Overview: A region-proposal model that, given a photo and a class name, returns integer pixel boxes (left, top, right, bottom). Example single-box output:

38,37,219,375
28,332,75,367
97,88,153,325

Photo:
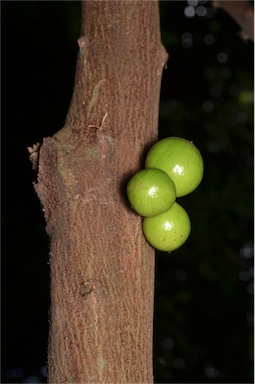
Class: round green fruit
142,202,191,252
127,168,176,217
145,137,204,197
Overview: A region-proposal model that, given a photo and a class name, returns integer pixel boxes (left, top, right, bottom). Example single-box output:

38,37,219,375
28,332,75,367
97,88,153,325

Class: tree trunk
29,1,167,382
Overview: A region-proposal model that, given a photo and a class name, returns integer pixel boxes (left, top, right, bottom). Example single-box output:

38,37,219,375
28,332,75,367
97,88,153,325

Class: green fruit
142,202,191,252
127,168,176,217
145,137,204,197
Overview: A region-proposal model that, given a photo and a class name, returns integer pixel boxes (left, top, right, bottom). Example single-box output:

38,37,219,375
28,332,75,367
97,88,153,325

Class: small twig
213,0,254,42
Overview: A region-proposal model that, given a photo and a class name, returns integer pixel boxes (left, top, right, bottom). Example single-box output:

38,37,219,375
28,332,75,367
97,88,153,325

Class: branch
213,0,254,42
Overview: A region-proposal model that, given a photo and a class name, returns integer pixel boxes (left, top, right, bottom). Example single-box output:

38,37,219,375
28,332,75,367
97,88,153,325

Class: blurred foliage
155,1,253,382
2,1,253,383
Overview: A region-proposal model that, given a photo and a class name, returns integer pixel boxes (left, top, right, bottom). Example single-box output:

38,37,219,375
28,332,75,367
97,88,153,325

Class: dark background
2,1,254,383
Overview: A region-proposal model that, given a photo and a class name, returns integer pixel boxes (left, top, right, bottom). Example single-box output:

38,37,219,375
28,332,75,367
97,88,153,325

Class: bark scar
80,280,99,299
87,79,106,116
88,112,108,134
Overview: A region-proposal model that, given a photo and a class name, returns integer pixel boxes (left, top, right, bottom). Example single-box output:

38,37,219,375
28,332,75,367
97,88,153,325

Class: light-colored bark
29,1,167,382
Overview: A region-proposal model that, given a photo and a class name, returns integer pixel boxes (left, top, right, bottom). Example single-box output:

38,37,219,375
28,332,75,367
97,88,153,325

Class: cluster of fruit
127,137,204,252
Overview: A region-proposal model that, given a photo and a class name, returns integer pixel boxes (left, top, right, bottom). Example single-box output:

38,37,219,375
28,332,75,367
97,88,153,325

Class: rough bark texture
30,1,167,382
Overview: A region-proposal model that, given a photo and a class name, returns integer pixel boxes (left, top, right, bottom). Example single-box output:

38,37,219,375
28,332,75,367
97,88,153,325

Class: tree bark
29,1,167,382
